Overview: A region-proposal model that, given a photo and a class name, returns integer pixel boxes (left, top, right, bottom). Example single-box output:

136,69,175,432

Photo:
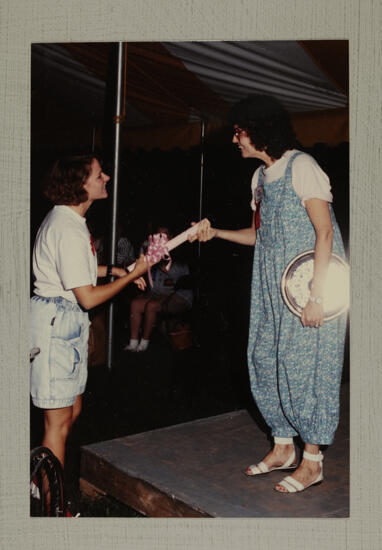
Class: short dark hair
230,94,297,159
43,155,96,205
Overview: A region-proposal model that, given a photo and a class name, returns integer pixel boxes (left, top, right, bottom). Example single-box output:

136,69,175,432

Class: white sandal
245,437,297,476
274,450,324,493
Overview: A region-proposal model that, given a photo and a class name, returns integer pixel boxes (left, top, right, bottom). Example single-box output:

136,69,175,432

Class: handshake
188,219,217,243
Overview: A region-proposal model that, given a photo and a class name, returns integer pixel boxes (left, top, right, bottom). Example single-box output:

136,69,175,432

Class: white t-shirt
250,149,333,211
33,205,98,302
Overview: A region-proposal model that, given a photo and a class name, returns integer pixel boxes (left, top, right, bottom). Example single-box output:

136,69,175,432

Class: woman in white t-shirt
190,95,347,494
30,155,147,471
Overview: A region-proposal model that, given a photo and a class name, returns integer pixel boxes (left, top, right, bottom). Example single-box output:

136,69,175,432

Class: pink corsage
145,233,172,287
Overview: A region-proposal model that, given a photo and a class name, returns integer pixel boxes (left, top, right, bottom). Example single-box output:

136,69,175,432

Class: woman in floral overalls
191,95,346,493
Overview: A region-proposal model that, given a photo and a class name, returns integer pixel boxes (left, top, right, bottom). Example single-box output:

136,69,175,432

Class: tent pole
107,42,125,371
198,119,205,260
196,118,205,305
91,125,96,153
91,111,96,152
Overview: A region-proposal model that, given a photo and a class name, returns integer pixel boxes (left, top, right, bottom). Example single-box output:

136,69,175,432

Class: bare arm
98,264,147,291
97,265,128,278
73,255,148,310
301,198,334,327
189,215,256,246
306,198,334,295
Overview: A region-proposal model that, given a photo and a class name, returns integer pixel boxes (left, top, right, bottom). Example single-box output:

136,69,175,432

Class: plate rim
280,249,349,321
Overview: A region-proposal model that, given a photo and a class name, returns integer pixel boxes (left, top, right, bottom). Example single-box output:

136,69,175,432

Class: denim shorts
30,295,90,409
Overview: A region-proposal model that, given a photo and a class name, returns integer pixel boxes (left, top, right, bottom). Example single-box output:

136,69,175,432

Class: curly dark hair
230,94,297,159
43,155,98,205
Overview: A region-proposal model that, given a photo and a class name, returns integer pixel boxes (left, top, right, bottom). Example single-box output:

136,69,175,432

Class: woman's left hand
301,301,324,328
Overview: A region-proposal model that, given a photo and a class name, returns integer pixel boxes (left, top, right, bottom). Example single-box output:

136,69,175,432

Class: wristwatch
309,295,323,305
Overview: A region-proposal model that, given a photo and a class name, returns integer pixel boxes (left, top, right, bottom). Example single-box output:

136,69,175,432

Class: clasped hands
188,218,217,242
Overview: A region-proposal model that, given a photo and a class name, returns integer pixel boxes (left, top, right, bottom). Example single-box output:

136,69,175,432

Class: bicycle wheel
30,446,66,517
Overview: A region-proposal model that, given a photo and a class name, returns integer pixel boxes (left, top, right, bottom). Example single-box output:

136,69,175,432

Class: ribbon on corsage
144,232,172,287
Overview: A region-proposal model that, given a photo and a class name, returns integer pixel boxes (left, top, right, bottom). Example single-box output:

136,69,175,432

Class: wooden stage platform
80,384,349,518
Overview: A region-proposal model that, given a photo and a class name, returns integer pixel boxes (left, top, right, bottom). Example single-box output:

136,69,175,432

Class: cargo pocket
50,336,81,380
50,334,82,401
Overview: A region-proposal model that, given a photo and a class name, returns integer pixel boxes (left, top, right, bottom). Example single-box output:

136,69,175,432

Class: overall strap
285,151,305,178
255,165,265,203
254,165,265,230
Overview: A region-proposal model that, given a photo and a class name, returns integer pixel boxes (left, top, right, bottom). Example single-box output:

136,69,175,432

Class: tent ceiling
163,41,347,112
31,40,348,149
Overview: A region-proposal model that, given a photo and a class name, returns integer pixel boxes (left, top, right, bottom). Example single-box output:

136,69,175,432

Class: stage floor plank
80,384,349,518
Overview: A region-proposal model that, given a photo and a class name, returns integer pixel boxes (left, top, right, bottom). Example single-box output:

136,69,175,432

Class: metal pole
107,42,125,371
91,111,96,152
198,119,205,260
196,119,205,305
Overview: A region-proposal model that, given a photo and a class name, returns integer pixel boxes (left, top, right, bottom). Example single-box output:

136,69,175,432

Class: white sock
125,339,139,350
137,338,149,351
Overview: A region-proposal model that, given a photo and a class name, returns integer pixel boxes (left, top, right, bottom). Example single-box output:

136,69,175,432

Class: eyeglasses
233,127,245,138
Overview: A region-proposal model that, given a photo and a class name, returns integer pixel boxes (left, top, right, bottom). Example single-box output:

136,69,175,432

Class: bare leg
71,394,82,425
39,396,82,514
274,443,321,492
129,297,149,339
142,300,161,340
42,405,75,466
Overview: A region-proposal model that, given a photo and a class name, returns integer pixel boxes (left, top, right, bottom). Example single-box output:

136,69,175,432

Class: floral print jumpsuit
247,152,347,445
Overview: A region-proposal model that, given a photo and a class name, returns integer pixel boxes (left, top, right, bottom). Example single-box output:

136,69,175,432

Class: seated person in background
125,225,192,352
116,220,136,268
